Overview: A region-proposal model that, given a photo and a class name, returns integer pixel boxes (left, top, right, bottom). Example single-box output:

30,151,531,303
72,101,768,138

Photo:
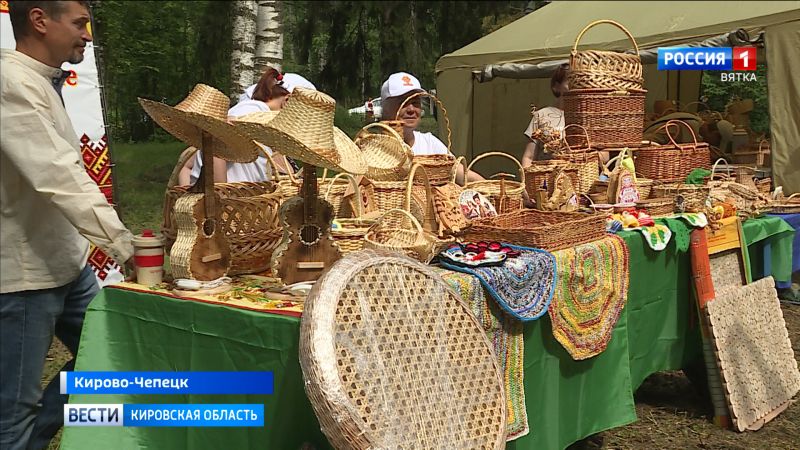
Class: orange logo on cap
401,75,413,86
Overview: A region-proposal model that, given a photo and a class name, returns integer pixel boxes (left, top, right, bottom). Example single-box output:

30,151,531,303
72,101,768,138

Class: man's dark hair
9,1,90,40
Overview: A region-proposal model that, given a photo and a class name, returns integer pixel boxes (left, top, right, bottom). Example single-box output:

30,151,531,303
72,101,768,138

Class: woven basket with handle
569,20,643,91
371,163,436,231
553,124,600,194
354,122,414,181
636,120,711,181
396,92,457,186
465,152,526,213
326,174,375,254
364,208,454,263
162,148,283,275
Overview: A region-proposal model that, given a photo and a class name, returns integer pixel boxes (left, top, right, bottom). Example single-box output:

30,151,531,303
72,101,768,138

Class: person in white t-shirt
178,69,314,185
379,72,483,185
521,64,569,167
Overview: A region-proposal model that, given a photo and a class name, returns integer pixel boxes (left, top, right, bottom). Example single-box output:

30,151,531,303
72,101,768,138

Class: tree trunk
230,0,258,102
254,0,283,75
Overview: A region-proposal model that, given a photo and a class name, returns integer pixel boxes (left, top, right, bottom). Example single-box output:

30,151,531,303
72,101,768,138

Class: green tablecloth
60,216,793,450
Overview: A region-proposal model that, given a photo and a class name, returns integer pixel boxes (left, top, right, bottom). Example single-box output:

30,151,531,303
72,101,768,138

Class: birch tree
254,0,284,75
230,0,257,102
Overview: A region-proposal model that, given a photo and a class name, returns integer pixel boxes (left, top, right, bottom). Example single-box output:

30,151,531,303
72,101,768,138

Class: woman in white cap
178,68,316,185
379,71,483,185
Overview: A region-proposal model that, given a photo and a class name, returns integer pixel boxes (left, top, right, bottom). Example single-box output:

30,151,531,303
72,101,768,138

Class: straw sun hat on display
138,84,260,163
233,87,367,175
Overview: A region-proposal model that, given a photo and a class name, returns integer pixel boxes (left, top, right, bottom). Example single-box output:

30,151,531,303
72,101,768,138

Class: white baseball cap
281,73,316,94
381,72,424,103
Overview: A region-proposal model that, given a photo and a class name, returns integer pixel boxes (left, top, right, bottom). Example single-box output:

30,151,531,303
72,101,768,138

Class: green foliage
700,63,770,136
112,139,186,233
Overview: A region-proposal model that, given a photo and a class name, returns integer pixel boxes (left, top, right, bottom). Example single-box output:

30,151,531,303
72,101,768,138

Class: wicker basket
554,124,600,194
465,209,607,251
652,182,711,213
770,194,800,213
563,88,646,148
523,159,577,198
413,154,456,186
268,152,302,198
355,122,413,181
163,179,282,275
756,178,772,195
326,173,376,253
364,209,454,263
321,170,364,218
371,163,437,233
635,197,674,217
162,148,284,266
569,20,643,92
465,152,526,213
635,120,711,181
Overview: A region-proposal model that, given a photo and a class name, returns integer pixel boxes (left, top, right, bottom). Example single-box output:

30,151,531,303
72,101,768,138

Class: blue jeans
0,265,99,450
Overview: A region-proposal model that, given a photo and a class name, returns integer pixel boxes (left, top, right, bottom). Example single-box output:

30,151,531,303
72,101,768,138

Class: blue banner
64,404,265,427
61,371,274,395
658,47,732,71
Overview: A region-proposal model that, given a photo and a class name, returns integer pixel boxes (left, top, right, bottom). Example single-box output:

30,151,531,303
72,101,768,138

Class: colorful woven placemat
548,235,630,360
438,244,557,321
436,269,529,441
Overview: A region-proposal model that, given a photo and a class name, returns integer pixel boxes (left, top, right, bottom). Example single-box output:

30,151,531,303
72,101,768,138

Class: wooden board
706,216,743,255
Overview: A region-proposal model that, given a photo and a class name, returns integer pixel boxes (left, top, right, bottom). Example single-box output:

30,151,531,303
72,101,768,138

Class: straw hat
139,84,260,163
233,88,367,175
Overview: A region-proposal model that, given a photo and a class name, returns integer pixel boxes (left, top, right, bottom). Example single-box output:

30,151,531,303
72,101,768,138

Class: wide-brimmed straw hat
233,88,367,175
139,84,260,163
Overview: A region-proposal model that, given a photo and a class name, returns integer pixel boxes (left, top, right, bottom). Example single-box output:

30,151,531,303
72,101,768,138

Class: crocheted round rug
548,235,630,360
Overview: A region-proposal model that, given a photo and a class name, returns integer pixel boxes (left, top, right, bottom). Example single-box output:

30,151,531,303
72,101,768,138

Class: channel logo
658,47,756,71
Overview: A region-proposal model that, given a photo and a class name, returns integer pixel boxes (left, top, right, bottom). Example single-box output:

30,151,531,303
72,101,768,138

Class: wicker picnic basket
355,122,413,181
364,209,454,263
299,249,506,449
465,209,607,251
635,120,711,181
569,20,643,92
563,88,646,148
554,124,600,194
465,152,526,212
162,165,283,275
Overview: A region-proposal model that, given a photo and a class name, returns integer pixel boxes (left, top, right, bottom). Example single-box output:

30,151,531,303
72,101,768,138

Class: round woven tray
300,250,507,449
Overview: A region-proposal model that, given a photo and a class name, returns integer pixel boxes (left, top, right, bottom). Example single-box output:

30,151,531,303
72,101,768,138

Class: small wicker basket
636,120,711,181
355,122,413,181
635,197,675,217
554,124,600,194
364,209,454,263
465,152,526,212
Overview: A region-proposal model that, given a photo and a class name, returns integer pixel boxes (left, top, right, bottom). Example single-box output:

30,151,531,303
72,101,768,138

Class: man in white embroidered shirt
0,2,135,449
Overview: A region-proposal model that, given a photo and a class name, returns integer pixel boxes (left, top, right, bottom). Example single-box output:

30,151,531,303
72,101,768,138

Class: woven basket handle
562,124,592,152
601,147,632,176
396,92,452,152
261,149,298,184
571,19,640,56
323,172,363,217
357,121,404,143
451,155,467,184
404,163,436,233
371,208,424,235
710,157,732,180
466,151,526,186
167,146,199,188
758,139,768,153
681,101,711,113
660,120,699,150
787,193,800,202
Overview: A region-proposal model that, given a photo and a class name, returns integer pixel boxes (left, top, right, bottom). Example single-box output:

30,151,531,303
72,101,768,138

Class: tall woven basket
371,163,437,232
162,151,283,275
569,19,643,91
563,88,646,148
636,120,711,181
